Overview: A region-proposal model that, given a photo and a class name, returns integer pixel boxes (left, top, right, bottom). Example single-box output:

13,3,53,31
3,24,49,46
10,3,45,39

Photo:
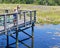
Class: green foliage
0,0,60,5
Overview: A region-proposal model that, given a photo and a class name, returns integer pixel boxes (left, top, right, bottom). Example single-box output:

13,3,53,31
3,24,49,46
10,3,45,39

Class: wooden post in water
16,12,18,48
31,22,34,48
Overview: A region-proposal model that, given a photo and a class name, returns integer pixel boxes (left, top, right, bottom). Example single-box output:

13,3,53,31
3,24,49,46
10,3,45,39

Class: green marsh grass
0,4,60,24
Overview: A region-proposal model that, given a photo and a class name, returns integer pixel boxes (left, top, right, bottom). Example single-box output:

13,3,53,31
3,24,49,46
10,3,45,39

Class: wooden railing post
4,14,7,36
34,11,36,22
5,10,8,13
4,13,9,48
23,12,26,27
19,10,22,19
5,10,10,23
16,12,18,30
30,11,32,24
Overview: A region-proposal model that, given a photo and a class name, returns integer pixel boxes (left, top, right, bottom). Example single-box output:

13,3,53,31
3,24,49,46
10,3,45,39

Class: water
0,24,60,48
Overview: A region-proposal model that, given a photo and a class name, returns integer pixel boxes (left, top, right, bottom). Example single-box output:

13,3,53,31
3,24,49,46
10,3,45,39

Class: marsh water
0,24,60,48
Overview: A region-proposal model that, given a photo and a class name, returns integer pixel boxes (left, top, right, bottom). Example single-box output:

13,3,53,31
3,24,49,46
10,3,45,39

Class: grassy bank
0,4,60,24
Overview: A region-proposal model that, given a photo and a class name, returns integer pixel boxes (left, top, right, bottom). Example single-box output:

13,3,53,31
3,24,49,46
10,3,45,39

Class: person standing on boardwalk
17,5,21,20
13,9,17,26
17,5,20,11
13,5,20,26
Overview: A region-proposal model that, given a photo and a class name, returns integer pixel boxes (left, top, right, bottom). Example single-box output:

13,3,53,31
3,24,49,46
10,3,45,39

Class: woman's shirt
13,9,18,19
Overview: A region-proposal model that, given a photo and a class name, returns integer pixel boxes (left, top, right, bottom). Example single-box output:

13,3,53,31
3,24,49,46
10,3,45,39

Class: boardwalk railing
0,10,36,33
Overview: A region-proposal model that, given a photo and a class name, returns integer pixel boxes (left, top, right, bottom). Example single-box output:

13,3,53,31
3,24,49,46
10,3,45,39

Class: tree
0,0,60,5
55,0,60,5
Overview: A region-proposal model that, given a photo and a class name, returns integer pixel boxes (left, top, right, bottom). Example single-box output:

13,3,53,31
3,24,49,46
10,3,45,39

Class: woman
13,9,17,26
13,5,20,26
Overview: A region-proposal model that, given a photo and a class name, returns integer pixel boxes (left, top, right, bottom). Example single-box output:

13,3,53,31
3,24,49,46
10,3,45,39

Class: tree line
0,0,60,5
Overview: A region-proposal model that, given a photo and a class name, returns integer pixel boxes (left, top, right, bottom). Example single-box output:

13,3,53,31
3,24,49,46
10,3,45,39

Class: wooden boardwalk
0,10,36,48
